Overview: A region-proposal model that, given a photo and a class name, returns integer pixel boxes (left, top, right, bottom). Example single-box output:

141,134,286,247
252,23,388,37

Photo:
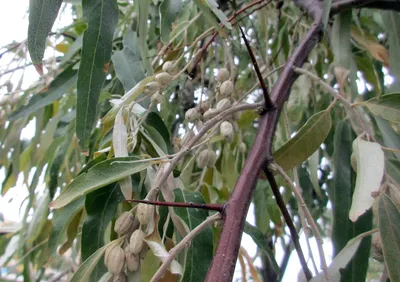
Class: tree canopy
0,0,400,281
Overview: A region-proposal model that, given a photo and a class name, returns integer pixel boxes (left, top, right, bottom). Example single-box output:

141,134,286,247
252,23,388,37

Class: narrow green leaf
350,137,384,222
50,157,151,209
160,0,184,44
26,191,50,244
273,109,332,171
8,67,77,121
322,0,332,29
364,93,400,124
113,109,132,199
111,29,145,91
137,0,153,75
330,123,373,282
192,0,226,32
244,222,279,275
70,238,123,282
331,121,354,253
173,189,213,282
203,0,231,29
382,11,400,92
378,194,400,282
28,0,63,72
145,112,172,154
77,0,119,150
373,116,400,160
48,198,85,257
82,183,124,282
331,11,358,96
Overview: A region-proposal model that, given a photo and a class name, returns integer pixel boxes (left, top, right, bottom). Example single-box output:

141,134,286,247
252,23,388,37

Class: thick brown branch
205,1,325,281
331,0,400,13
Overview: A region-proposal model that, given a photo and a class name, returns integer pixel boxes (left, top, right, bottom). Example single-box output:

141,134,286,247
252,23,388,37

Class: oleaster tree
0,0,400,281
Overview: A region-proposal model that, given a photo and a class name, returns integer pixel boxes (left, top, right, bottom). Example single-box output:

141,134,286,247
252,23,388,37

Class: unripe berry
217,68,230,83
155,72,172,86
216,99,231,112
114,212,134,236
125,246,140,272
162,61,177,75
144,82,160,95
185,108,200,122
129,229,146,254
220,121,234,143
220,80,234,96
106,246,125,274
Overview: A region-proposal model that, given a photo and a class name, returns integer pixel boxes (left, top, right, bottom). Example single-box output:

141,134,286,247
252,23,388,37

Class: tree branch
331,0,400,14
205,1,325,281
150,213,221,282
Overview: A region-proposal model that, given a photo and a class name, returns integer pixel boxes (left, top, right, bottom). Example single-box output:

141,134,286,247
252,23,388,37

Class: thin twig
146,102,263,201
293,66,372,137
126,199,224,212
272,163,331,282
150,213,221,282
238,24,274,110
282,108,318,273
264,168,313,280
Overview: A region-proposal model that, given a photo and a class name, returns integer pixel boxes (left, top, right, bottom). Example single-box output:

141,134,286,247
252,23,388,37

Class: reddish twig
192,0,272,68
238,24,274,110
264,168,312,279
127,199,224,212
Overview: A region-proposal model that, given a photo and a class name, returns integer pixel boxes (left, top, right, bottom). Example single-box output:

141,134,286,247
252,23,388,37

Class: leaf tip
34,64,44,75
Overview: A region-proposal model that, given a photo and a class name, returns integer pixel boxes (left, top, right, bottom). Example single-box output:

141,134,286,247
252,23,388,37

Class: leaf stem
150,213,221,282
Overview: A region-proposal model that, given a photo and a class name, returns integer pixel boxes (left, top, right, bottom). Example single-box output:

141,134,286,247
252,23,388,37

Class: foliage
0,0,400,281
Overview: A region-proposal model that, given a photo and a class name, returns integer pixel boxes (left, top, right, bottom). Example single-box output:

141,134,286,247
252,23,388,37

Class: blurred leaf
144,217,183,276
113,109,132,199
203,0,231,29
310,233,368,282
349,137,384,222
160,0,184,43
70,238,123,282
111,29,145,91
82,183,124,282
50,157,151,209
351,27,389,66
330,121,353,251
48,198,85,257
364,93,400,124
379,194,400,282
28,0,63,72
244,222,279,275
382,11,400,92
8,67,77,121
322,0,332,28
26,191,50,244
331,11,358,96
373,116,400,160
273,109,332,171
76,0,119,150
192,0,226,33
173,189,213,282
59,209,83,255
145,112,173,154
0,235,19,267
137,0,152,75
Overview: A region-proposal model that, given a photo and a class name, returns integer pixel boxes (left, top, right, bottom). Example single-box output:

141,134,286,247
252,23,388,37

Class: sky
0,2,333,281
